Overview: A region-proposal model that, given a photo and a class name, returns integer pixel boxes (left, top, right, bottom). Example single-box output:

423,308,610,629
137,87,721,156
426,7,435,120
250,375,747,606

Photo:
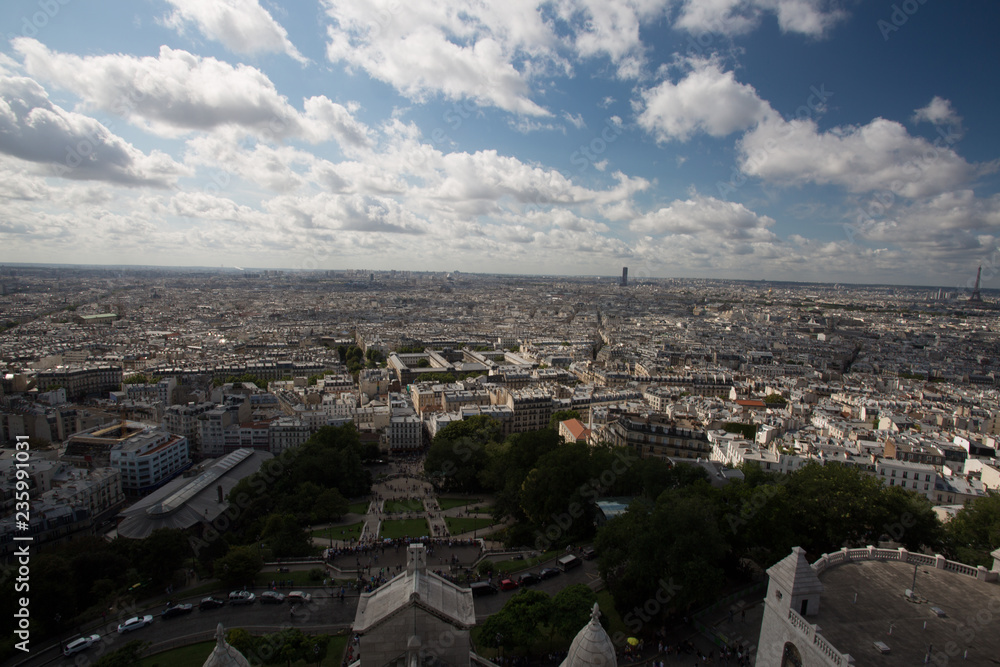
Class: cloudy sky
0,0,998,286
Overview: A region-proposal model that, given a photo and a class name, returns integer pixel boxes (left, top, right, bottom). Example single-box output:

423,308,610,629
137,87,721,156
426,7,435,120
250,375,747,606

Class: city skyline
1,1,999,287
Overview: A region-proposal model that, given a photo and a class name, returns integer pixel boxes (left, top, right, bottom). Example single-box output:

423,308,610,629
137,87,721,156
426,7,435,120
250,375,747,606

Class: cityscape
4,0,1000,666
2,265,1000,665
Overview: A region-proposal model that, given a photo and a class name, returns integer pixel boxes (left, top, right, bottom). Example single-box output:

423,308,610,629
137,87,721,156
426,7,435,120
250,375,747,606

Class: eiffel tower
970,266,983,302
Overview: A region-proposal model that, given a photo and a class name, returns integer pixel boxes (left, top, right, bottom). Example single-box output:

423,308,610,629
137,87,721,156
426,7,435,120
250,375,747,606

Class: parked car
518,572,539,586
260,591,286,604
581,547,597,560
286,591,312,604
538,568,559,580
162,603,193,618
499,579,518,591
229,590,256,605
470,581,498,597
63,634,100,657
117,615,153,634
199,596,226,610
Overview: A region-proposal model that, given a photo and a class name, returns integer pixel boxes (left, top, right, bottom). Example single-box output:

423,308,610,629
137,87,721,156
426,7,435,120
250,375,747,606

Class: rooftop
814,558,1000,664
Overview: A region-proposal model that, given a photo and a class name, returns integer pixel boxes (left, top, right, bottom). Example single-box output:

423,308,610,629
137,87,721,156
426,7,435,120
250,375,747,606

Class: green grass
436,497,482,510
140,641,214,667
349,501,370,514
322,633,351,667
385,498,425,512
492,551,561,574
596,589,628,645
379,518,429,539
444,517,493,535
311,522,364,540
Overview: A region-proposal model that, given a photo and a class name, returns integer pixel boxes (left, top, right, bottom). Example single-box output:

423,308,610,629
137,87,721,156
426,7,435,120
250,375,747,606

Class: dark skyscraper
621,267,628,287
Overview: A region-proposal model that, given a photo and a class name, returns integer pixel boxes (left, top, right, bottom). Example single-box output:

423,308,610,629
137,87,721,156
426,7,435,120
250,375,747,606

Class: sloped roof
766,546,824,598
353,558,475,633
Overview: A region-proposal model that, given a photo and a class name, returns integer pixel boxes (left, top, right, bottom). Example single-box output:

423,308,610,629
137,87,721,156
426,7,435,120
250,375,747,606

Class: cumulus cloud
737,115,983,198
0,76,187,186
162,0,307,63
673,0,848,38
13,39,370,147
635,58,775,142
913,96,964,139
630,194,776,240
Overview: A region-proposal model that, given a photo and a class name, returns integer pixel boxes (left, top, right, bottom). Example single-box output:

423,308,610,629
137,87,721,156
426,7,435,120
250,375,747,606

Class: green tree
519,442,597,546
215,545,264,588
479,590,553,653
548,409,581,430
423,416,500,492
944,491,1000,566
313,488,349,524
549,584,598,641
133,528,192,585
261,513,312,558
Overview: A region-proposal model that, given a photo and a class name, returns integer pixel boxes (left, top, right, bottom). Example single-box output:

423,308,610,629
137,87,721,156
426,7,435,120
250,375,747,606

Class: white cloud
13,39,369,146
673,0,847,38
737,115,983,198
0,76,187,186
563,111,586,129
913,96,964,140
636,58,775,143
162,0,307,63
630,194,776,239
323,0,556,116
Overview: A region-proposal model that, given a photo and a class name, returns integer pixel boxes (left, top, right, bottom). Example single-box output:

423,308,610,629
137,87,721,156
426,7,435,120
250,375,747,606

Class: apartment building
35,365,123,400
108,428,191,494
601,414,711,460
874,458,936,500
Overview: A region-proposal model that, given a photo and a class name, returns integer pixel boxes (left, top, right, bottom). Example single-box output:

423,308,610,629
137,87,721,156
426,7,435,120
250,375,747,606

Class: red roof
736,399,766,408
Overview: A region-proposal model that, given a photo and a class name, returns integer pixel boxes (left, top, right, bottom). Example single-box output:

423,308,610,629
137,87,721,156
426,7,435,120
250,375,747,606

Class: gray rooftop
814,559,1000,664
116,448,272,539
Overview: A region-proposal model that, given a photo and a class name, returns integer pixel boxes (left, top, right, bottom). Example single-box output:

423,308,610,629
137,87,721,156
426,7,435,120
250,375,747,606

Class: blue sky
0,0,998,287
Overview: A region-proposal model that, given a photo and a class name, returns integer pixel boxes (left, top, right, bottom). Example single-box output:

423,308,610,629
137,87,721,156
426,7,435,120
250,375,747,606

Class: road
12,591,359,667
17,555,601,667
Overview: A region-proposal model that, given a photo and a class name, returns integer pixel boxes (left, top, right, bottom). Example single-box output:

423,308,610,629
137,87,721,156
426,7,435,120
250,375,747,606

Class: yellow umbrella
626,637,639,647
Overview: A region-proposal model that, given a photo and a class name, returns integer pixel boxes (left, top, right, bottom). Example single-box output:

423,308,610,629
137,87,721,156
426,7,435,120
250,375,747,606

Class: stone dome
560,603,617,667
203,623,252,667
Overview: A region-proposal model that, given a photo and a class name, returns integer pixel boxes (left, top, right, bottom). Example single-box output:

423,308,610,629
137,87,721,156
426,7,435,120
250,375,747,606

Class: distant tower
970,266,983,302
621,267,628,287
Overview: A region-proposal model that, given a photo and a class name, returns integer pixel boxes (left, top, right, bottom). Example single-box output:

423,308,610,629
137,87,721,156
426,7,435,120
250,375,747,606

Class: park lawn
349,501,370,515
436,497,482,510
596,589,628,644
492,551,561,574
321,633,351,667
140,641,214,667
379,518,429,539
385,498,425,513
444,517,493,535
311,522,364,540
